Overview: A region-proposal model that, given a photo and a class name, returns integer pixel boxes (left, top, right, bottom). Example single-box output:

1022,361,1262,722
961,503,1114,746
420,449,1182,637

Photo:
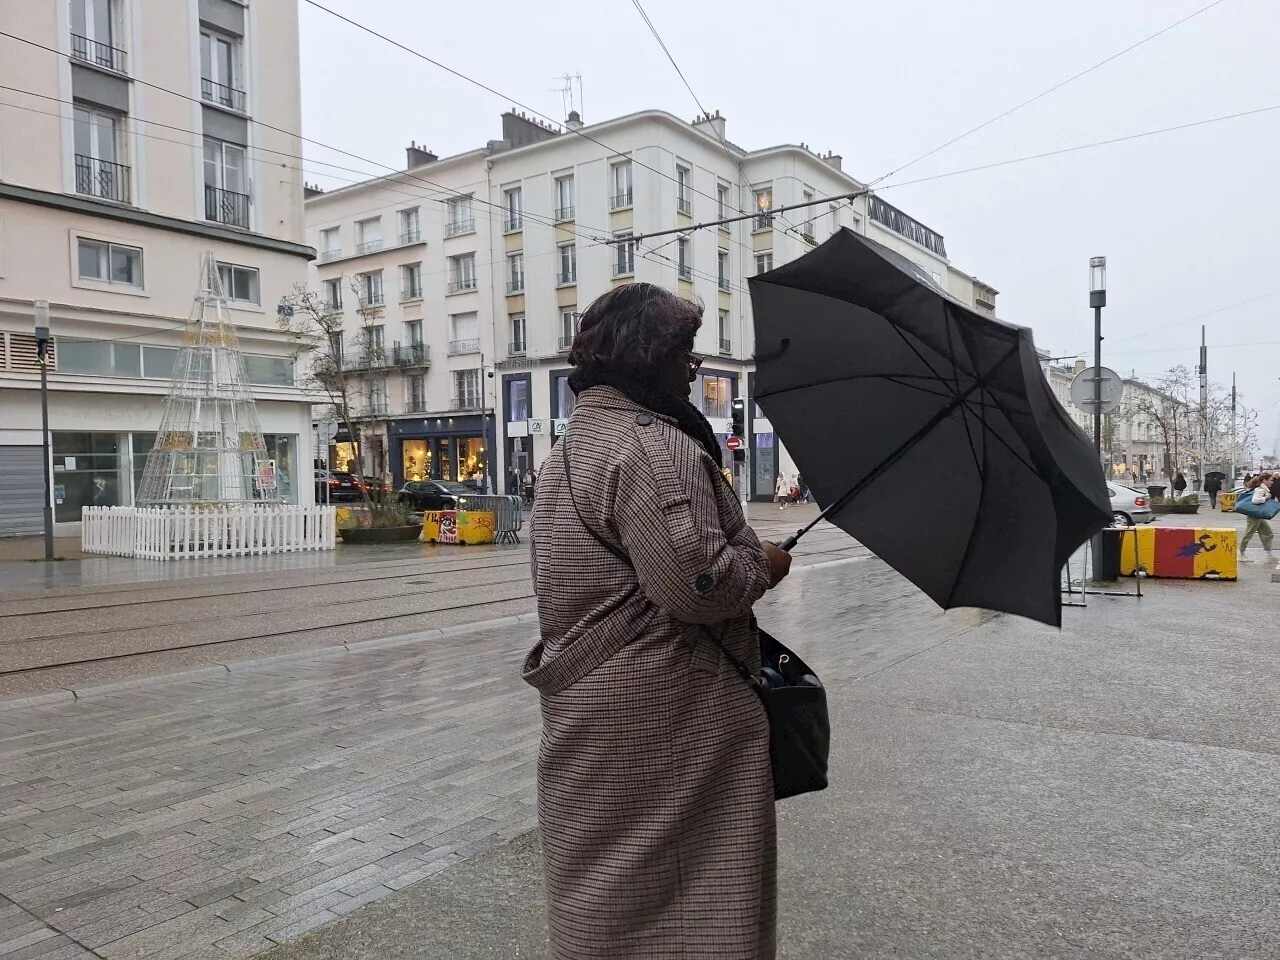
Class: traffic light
731,397,745,438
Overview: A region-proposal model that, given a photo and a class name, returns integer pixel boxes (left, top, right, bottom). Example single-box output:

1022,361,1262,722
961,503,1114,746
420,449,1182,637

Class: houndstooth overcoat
524,386,776,960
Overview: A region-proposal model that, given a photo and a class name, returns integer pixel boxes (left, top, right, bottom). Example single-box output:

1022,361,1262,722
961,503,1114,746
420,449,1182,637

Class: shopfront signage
529,419,545,435
553,420,568,437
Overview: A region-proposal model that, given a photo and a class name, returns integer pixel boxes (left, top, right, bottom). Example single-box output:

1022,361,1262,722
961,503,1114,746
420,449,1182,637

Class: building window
753,186,773,230
507,378,530,421
509,313,527,355
830,203,840,235
676,164,692,215
454,369,482,409
359,270,384,307
445,196,474,236
717,183,731,219
448,254,477,294
322,278,343,312
554,175,575,221
360,325,385,351
70,0,125,72
407,374,425,411
77,238,141,287
755,252,773,275
611,161,633,209
449,312,479,355
366,376,389,416
699,374,734,419
73,105,129,204
718,310,731,354
677,238,691,280
399,208,420,245
199,29,244,111
404,320,422,345
558,307,578,350
557,243,577,285
504,187,523,231
203,137,248,227
356,217,382,254
319,227,340,261
802,190,815,240
217,262,259,304
401,263,422,300
507,252,525,293
613,232,635,277
717,248,730,290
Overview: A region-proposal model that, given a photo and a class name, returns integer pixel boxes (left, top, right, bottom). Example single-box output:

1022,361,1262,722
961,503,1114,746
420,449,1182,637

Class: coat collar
572,386,678,426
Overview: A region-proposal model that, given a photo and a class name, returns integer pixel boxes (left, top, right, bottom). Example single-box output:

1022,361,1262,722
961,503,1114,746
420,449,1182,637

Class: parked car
1108,484,1153,526
315,470,363,503
361,476,393,499
397,480,476,512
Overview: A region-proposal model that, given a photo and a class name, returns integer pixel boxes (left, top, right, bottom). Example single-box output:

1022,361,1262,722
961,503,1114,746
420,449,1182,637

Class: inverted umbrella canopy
750,228,1110,626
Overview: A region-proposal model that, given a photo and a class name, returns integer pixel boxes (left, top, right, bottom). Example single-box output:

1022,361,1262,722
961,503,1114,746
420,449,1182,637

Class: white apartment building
0,0,316,536
305,109,1001,500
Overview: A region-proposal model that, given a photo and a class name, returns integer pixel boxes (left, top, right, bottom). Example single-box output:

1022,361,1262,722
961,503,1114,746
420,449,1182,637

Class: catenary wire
870,0,1234,186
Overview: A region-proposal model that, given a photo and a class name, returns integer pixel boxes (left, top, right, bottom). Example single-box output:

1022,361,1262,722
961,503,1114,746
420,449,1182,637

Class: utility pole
1088,258,1107,458
1198,325,1208,487
34,301,54,560
1230,372,1237,481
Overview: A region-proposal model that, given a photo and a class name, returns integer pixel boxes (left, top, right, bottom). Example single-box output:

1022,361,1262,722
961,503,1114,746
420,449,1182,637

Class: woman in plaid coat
524,283,792,959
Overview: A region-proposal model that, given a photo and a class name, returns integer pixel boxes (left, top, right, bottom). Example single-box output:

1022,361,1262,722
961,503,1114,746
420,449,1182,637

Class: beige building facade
0,0,316,534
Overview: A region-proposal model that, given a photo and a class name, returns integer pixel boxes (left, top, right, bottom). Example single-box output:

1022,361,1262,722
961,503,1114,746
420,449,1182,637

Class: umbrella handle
779,534,800,552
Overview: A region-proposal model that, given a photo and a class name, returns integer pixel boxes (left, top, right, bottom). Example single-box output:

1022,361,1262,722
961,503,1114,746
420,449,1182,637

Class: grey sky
300,0,1280,452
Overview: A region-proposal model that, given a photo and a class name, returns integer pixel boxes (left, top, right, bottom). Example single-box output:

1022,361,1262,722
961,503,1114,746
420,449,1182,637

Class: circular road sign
726,435,743,451
1069,366,1124,415
318,419,340,442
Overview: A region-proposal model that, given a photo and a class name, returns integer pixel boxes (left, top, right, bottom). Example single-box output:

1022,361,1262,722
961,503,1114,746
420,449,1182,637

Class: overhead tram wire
869,0,1234,187
0,29,615,246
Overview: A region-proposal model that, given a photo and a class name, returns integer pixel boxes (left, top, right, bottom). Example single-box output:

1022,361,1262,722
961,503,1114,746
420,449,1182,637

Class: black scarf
568,369,724,468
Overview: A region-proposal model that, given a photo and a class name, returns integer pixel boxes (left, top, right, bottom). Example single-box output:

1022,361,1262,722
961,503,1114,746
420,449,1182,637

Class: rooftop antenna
552,72,584,122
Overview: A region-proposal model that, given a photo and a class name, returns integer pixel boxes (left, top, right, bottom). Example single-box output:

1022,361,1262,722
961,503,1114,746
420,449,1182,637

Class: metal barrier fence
460,495,523,543
82,505,336,560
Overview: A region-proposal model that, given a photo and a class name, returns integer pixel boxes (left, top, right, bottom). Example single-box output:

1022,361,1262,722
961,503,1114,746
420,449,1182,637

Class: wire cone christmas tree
136,253,277,505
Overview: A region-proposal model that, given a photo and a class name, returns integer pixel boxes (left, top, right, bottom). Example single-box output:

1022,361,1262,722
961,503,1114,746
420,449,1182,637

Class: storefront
746,372,782,501
502,374,533,496
388,414,495,490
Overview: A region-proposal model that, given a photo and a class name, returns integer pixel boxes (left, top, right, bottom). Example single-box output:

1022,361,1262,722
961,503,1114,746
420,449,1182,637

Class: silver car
1108,484,1154,526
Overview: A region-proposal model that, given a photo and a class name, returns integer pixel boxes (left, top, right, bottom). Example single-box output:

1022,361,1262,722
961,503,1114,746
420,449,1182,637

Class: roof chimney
692,108,726,142
822,150,843,172
566,109,583,131
501,110,561,148
406,141,438,168
303,182,325,199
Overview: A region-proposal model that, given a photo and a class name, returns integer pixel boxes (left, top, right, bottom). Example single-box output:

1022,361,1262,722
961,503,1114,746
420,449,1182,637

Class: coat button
694,572,715,594
635,413,654,426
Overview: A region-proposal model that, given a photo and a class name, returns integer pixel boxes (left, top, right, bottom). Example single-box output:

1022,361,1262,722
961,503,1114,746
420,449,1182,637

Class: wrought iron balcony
678,264,693,281
361,401,389,417
506,279,524,294
70,33,127,73
508,341,527,357
445,218,475,237
356,239,383,255
204,185,249,228
448,339,480,356
611,190,633,209
753,214,774,231
554,206,575,222
398,229,421,245
357,290,385,309
504,214,523,232
447,277,478,294
318,248,342,263
719,338,732,355
400,282,423,301
74,155,131,204
557,336,573,351
343,343,391,371
718,276,731,292
677,196,692,215
321,298,343,316
201,77,246,112
613,262,635,278
557,271,577,286
450,397,481,411
405,399,429,414
393,342,430,367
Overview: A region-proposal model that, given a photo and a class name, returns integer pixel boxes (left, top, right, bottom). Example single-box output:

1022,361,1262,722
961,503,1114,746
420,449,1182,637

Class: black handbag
560,434,830,801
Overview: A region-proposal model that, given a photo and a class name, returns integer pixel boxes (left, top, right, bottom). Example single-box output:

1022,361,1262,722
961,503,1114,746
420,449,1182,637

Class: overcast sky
300,0,1280,454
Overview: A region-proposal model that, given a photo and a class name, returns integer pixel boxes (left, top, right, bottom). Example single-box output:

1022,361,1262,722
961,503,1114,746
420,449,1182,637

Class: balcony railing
445,218,475,237
400,284,422,302
201,77,246,113
450,397,481,412
357,290,385,309
613,262,635,278
361,401,389,417
557,336,573,351
557,272,577,286
611,190,633,209
718,276,731,292
677,196,692,215
448,339,480,356
506,279,524,294
393,343,430,367
343,344,390,371
74,155,131,204
70,33,127,73
719,338,732,355
554,206,575,222
447,277,478,294
678,264,693,280
508,341,527,357
399,229,421,246
754,214,774,231
405,399,429,414
318,248,342,263
504,214,523,232
356,239,383,255
321,298,343,315
204,185,249,228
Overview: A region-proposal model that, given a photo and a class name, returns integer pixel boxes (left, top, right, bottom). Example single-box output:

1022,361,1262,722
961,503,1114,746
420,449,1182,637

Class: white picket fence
82,505,337,560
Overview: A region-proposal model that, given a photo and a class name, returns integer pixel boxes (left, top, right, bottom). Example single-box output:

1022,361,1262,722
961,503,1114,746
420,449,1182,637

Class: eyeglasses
685,354,703,381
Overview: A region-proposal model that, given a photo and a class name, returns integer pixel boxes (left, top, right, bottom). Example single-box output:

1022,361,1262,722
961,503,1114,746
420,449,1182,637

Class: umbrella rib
756,372,968,401
970,390,1050,482
944,312,982,475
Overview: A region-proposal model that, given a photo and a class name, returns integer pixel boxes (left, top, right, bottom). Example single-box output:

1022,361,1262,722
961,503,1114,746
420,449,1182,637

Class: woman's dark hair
569,283,702,380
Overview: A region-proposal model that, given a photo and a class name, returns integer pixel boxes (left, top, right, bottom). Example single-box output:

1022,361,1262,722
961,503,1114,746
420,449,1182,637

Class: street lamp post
34,300,54,560
1089,257,1107,458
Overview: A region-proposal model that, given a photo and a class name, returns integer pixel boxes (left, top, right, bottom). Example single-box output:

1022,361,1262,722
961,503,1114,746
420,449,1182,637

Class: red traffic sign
726,435,742,451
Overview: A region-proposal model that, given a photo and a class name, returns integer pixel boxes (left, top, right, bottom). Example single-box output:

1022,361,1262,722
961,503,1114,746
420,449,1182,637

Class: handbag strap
559,431,760,691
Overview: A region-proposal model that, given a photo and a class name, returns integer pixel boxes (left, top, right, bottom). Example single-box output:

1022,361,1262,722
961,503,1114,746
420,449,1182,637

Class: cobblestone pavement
0,546,940,960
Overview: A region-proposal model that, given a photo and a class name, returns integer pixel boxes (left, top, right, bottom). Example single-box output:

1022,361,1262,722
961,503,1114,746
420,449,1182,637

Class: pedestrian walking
1204,473,1223,509
775,471,791,509
523,468,536,505
796,472,811,504
1173,471,1187,498
1238,473,1276,563
524,283,792,960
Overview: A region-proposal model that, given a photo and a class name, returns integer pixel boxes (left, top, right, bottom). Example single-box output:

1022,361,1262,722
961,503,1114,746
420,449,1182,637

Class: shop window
262,434,296,502
143,346,177,379
244,355,294,386
507,379,530,421
333,442,358,473
52,431,121,522
456,437,486,485
700,375,733,419
402,439,432,482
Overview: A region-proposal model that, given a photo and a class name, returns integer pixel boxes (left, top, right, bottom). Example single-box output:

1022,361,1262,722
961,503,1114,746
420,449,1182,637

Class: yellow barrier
1219,492,1239,512
1120,525,1237,580
421,510,496,545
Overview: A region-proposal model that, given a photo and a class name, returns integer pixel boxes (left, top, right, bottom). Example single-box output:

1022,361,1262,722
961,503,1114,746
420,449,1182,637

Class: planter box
1151,504,1200,515
338,525,421,544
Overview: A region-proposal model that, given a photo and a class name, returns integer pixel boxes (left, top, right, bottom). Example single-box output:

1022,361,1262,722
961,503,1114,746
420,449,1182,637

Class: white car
1108,484,1154,526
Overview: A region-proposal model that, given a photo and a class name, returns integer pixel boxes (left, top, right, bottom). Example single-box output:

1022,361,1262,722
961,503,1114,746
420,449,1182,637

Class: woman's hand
762,541,793,588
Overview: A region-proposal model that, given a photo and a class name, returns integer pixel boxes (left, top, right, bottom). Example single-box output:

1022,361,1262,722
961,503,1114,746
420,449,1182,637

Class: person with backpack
1204,474,1223,508
1238,473,1276,563
1173,472,1187,498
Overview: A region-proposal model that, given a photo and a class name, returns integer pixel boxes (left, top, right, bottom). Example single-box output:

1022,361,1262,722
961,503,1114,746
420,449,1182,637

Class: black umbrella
750,228,1110,626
